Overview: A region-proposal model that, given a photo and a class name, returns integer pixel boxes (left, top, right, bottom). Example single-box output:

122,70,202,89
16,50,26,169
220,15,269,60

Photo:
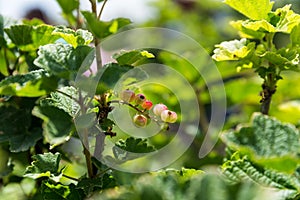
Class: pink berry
141,100,153,110
120,89,135,102
161,110,177,123
133,114,147,128
134,94,146,105
153,103,168,116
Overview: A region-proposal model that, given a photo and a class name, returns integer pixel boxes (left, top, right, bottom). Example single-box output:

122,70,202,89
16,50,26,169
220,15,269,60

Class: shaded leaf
4,24,59,51
32,106,74,148
40,86,80,117
222,113,300,173
40,181,70,199
34,43,93,79
24,152,61,179
0,69,58,97
82,11,131,39
222,152,299,198
56,0,79,14
0,105,42,152
113,137,155,161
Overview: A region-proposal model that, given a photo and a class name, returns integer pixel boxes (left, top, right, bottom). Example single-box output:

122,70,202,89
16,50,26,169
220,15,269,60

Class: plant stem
98,0,108,20
88,0,102,69
78,90,94,178
260,73,277,115
109,100,151,118
83,140,94,178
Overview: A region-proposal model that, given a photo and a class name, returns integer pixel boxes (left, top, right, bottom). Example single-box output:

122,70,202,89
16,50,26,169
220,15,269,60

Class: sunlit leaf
224,0,273,20
52,26,93,47
273,4,300,33
4,24,59,51
113,50,155,66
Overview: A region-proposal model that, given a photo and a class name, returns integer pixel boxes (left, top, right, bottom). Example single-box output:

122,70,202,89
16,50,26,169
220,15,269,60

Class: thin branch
95,167,111,178
62,174,79,182
97,0,109,20
89,0,97,13
108,100,151,118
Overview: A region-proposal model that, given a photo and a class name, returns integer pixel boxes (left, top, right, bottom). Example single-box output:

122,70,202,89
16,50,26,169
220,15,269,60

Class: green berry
153,103,168,116
120,89,135,102
161,110,177,123
133,114,147,127
134,94,146,105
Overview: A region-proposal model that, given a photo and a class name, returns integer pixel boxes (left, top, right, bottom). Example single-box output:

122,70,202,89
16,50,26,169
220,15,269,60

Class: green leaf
75,174,116,196
40,181,70,199
221,113,300,173
224,0,273,20
113,50,155,66
212,38,255,61
222,152,299,197
93,168,289,200
0,69,58,97
56,0,79,14
273,4,300,33
259,49,300,71
40,86,80,117
34,43,93,79
0,15,6,47
0,105,42,152
230,20,266,39
96,63,133,93
82,11,131,39
112,137,155,161
32,106,74,149
291,24,300,46
24,152,61,179
231,19,276,35
4,24,59,51
52,26,93,47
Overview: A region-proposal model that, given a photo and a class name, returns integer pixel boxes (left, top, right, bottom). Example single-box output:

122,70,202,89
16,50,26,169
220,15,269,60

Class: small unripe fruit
161,110,177,123
133,114,147,127
141,100,153,110
134,94,146,105
153,103,168,116
120,89,135,102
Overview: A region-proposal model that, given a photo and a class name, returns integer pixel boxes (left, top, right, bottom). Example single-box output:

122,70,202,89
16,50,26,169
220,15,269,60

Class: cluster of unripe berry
120,89,178,128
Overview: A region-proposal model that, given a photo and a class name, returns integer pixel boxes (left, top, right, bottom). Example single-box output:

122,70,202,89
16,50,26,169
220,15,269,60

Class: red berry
133,114,147,127
141,100,153,110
